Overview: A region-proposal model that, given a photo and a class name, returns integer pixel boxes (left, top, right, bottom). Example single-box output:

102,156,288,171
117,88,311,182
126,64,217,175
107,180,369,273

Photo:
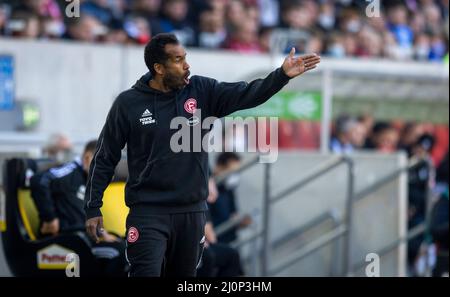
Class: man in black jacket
31,140,128,276
31,140,115,237
84,33,321,277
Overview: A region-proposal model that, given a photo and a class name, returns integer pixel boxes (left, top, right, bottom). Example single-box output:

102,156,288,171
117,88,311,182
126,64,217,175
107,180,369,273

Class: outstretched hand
282,47,321,78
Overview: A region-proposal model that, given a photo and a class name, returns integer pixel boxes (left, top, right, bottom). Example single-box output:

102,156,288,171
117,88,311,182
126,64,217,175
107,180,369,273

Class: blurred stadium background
0,0,448,277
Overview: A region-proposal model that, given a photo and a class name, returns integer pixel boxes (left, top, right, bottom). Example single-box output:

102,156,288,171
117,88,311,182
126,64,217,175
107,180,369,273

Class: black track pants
125,211,206,277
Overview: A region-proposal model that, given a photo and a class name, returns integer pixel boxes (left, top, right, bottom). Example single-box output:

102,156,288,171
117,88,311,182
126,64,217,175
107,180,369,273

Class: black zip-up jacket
31,159,87,232
84,68,291,219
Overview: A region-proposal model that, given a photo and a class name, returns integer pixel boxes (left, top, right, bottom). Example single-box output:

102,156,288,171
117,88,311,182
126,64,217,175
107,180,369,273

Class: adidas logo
142,109,152,117
140,108,156,125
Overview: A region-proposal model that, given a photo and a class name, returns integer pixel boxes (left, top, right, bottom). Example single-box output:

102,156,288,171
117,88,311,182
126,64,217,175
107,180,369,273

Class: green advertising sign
231,91,322,120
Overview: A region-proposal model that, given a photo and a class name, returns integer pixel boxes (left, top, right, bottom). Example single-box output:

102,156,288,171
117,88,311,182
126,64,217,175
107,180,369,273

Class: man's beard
163,74,183,91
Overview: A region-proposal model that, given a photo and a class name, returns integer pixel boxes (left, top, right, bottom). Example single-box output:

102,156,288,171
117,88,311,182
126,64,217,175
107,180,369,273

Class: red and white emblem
184,98,197,114
127,227,139,243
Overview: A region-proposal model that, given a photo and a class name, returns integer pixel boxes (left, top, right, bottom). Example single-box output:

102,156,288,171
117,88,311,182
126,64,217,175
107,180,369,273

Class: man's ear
154,63,164,75
82,153,89,168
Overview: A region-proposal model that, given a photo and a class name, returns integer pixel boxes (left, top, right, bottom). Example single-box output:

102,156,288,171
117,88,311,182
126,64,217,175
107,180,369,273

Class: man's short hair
83,140,98,155
144,33,180,76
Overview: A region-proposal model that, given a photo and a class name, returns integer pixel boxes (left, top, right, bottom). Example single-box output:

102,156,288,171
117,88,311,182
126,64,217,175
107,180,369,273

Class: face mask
224,173,240,190
319,14,335,30
45,21,65,37
329,44,345,57
55,149,73,163
415,45,430,59
346,20,361,33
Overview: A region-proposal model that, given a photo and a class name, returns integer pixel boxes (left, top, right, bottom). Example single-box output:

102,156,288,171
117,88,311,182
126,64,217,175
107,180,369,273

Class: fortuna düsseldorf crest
184,98,197,114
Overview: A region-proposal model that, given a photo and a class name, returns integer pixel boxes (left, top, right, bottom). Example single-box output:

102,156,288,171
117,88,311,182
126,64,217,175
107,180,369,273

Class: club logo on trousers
184,98,197,114
127,227,139,243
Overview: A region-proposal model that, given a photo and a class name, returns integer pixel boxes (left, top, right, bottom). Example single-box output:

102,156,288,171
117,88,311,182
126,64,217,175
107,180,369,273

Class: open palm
282,48,321,78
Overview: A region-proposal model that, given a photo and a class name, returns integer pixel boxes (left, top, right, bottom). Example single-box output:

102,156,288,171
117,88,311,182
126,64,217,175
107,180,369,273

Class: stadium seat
1,158,129,276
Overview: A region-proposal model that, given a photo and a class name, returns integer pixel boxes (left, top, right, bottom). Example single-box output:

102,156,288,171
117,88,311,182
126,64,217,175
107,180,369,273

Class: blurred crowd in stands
0,0,448,61
329,114,448,276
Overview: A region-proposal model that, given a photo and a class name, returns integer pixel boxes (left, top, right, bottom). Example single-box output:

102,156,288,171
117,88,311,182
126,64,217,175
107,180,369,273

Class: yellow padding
17,182,129,241
100,182,129,238
18,189,39,241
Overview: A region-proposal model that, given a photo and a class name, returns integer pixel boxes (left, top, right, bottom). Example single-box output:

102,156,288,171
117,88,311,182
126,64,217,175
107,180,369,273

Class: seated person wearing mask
197,177,244,277
209,152,252,244
30,140,127,275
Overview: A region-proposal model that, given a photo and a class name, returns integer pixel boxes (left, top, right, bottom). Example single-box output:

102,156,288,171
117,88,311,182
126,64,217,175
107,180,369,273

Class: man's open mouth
184,72,191,84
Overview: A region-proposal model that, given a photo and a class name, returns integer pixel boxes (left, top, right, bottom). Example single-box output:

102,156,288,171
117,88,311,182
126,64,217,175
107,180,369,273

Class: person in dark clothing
407,134,436,268
197,178,244,277
31,140,113,236
30,140,128,276
430,152,449,277
197,212,244,277
84,33,321,277
430,190,449,277
209,152,251,244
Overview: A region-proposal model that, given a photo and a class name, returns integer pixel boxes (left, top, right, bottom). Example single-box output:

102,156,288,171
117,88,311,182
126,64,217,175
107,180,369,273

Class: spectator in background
414,33,432,61
225,17,262,53
258,0,280,28
367,8,387,34
129,0,162,18
157,0,195,46
6,10,40,38
195,6,227,49
357,25,384,57
197,176,245,277
327,32,346,58
17,0,62,21
343,32,358,57
200,213,245,276
1,0,447,60
64,14,107,42
40,15,65,39
399,122,425,156
80,0,115,27
423,3,445,35
387,4,414,60
280,0,314,31
429,189,449,277
123,14,152,45
410,10,427,36
317,1,336,32
370,122,400,153
428,33,447,61
338,8,362,35
103,18,128,44
246,1,260,24
358,113,375,138
430,151,449,276
330,115,366,154
42,133,74,164
306,31,325,55
225,0,247,33
407,134,436,272
209,152,252,244
258,25,274,53
435,150,449,193
0,3,10,35
128,0,162,35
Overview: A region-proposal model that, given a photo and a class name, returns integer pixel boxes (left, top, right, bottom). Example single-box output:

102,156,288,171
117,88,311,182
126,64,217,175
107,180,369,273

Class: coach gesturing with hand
85,33,320,277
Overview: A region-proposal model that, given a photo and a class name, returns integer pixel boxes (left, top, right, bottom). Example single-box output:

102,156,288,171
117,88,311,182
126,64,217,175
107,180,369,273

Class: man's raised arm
205,48,321,118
